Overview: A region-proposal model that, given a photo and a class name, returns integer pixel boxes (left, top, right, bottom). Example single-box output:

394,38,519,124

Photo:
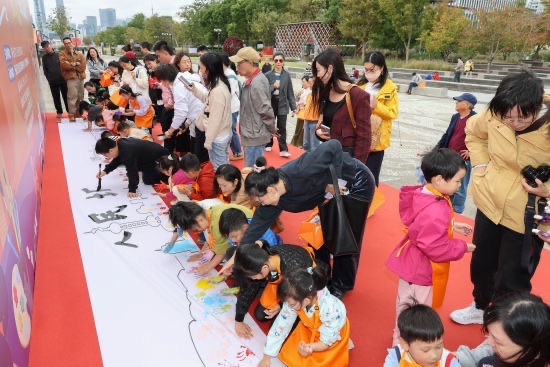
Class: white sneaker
450,301,484,325
280,151,291,158
265,147,272,152
348,338,355,350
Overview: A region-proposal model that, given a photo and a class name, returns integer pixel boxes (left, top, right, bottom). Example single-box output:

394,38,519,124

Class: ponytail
155,153,180,174
277,263,328,303
244,165,279,197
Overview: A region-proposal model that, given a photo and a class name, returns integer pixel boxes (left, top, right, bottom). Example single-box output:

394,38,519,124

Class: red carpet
29,117,550,366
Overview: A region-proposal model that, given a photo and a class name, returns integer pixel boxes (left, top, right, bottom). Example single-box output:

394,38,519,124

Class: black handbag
319,165,363,257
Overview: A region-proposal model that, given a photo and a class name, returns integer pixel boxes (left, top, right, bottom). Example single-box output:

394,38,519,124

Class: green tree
250,10,279,45
145,15,176,46
125,27,146,44
94,26,127,46
338,0,381,59
127,13,146,29
378,0,430,62
422,4,467,60
82,36,92,45
46,6,71,40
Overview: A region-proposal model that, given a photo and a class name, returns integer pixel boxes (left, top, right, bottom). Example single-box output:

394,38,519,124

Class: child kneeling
384,303,460,367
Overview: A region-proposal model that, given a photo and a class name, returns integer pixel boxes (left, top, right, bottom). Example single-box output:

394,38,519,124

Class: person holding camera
450,71,550,326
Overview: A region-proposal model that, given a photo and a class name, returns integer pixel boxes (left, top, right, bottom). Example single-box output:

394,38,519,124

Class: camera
521,164,550,188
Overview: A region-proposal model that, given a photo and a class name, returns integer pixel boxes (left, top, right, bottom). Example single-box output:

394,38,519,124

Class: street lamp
214,28,221,50
161,32,173,47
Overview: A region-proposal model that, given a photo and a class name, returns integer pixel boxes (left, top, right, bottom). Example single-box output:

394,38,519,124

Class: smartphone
320,124,331,133
178,75,192,87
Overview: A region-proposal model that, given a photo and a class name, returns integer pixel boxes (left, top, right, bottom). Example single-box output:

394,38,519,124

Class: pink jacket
385,185,467,286
166,169,194,201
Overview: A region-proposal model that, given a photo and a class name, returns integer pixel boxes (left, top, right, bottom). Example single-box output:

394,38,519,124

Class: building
55,0,64,10
83,16,98,37
32,0,48,35
447,0,517,10
99,8,116,30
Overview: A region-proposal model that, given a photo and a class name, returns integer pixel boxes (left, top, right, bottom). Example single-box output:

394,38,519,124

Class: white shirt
170,72,206,130
121,65,149,98
225,68,241,114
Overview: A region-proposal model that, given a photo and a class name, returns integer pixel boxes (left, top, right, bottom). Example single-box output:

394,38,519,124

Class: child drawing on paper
259,264,351,367
152,153,194,204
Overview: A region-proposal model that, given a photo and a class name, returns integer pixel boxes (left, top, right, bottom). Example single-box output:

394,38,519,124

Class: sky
29,0,190,26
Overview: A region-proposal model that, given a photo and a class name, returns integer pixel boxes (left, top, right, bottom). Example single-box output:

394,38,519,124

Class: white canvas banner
58,123,283,367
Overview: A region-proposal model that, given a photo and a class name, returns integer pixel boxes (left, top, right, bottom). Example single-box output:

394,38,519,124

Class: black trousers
142,168,167,186
470,210,540,309
266,96,288,152
160,108,175,153
192,130,210,164
366,150,385,186
49,82,69,114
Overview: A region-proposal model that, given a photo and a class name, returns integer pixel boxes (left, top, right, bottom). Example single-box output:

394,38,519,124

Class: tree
94,26,127,46
250,10,279,45
338,0,381,59
127,13,146,29
145,15,175,45
378,0,430,62
83,36,92,45
46,6,71,40
126,27,146,44
422,4,468,60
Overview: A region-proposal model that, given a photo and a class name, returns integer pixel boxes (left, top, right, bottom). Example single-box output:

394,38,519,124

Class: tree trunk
361,40,366,60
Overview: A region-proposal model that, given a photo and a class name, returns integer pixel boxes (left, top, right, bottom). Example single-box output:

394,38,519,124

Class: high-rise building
55,0,64,10
84,16,98,37
32,0,48,35
99,8,116,30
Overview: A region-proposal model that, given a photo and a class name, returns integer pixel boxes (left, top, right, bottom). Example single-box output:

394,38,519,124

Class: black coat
42,51,66,85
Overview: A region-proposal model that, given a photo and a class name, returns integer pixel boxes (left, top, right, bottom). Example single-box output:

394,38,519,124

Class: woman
214,163,254,209
119,84,154,132
232,242,316,339
119,55,149,97
356,51,399,186
239,139,375,300
172,51,195,155
451,71,550,325
173,51,194,74
312,48,372,165
86,47,107,85
456,292,550,367
265,52,297,157
84,81,107,105
290,75,312,149
189,52,232,170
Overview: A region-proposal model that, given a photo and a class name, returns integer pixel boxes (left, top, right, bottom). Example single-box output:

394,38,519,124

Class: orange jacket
58,49,86,80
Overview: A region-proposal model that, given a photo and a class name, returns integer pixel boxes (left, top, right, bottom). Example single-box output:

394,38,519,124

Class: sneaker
348,338,355,350
328,285,346,300
279,151,291,158
265,147,272,152
56,113,63,119
450,301,484,325
230,154,243,161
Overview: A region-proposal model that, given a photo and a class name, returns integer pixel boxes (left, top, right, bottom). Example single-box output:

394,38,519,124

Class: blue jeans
229,112,242,155
451,160,471,214
454,71,461,83
244,145,265,168
209,138,231,171
303,120,320,152
407,82,418,93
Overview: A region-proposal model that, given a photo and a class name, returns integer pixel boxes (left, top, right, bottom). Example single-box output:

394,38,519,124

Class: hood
399,185,442,226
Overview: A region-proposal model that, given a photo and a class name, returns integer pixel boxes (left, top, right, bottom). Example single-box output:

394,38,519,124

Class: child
168,201,253,275
79,101,103,132
179,154,215,201
259,264,350,367
119,84,154,133
384,303,460,367
290,75,312,148
152,153,194,204
117,121,153,141
301,77,320,152
219,207,282,248
386,148,476,345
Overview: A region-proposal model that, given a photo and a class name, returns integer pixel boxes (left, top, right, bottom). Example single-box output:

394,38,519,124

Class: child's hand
258,354,271,367
264,305,281,319
187,252,203,262
194,263,210,275
128,192,138,198
153,181,168,191
298,341,313,357
235,321,253,339
177,185,193,196
454,222,473,236
467,243,476,252
151,192,166,198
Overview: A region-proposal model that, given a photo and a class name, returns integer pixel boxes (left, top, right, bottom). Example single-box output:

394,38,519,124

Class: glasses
181,59,192,64
502,115,535,126
273,59,284,63
63,42,72,46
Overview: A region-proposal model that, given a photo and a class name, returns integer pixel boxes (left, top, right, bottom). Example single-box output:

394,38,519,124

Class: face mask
366,69,382,83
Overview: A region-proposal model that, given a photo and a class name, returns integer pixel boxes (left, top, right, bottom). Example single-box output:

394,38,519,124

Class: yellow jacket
362,79,399,151
465,109,550,233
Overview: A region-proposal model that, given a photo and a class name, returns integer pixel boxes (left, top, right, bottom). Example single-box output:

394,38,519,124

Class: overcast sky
29,0,189,25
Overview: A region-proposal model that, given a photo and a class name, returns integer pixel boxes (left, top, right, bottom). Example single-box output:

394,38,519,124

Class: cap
307,62,312,66
453,93,477,106
229,47,261,64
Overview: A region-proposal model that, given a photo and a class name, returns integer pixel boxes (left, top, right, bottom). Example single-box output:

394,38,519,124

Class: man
153,41,175,65
41,41,68,119
58,37,86,117
265,52,297,158
454,57,464,83
436,93,477,214
197,45,209,56
229,47,276,167
139,41,151,57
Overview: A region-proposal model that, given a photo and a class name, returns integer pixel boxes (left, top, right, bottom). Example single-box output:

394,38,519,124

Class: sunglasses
273,59,284,63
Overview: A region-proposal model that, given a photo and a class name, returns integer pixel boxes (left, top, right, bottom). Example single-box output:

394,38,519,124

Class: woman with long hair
119,55,149,97
356,51,399,186
189,52,232,169
173,51,194,73
312,48,372,165
86,47,107,85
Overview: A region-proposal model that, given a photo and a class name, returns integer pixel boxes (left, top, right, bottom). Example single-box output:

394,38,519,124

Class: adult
119,55,149,98
153,40,175,65
451,71,550,325
290,75,312,149
173,52,195,75
58,36,86,117
95,136,169,198
456,292,550,367
406,72,422,95
240,139,375,299
229,47,276,168
197,45,208,57
84,81,107,105
155,64,209,162
220,53,243,161
143,53,164,119
313,48,372,165
214,163,253,208
191,52,232,169
436,93,477,214
40,40,68,119
265,52,297,158
139,41,152,57
454,57,464,83
172,51,197,154
357,51,399,186
86,47,107,85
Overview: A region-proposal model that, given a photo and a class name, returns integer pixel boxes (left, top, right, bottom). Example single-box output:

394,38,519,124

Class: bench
395,82,448,97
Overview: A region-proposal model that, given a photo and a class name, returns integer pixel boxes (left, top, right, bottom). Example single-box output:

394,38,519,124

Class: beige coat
193,82,232,150
466,109,550,233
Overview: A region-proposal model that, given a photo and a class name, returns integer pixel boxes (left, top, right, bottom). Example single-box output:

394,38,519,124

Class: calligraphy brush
97,164,102,191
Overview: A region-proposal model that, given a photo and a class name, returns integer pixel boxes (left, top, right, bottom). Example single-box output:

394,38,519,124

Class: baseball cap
229,47,261,64
453,93,477,106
